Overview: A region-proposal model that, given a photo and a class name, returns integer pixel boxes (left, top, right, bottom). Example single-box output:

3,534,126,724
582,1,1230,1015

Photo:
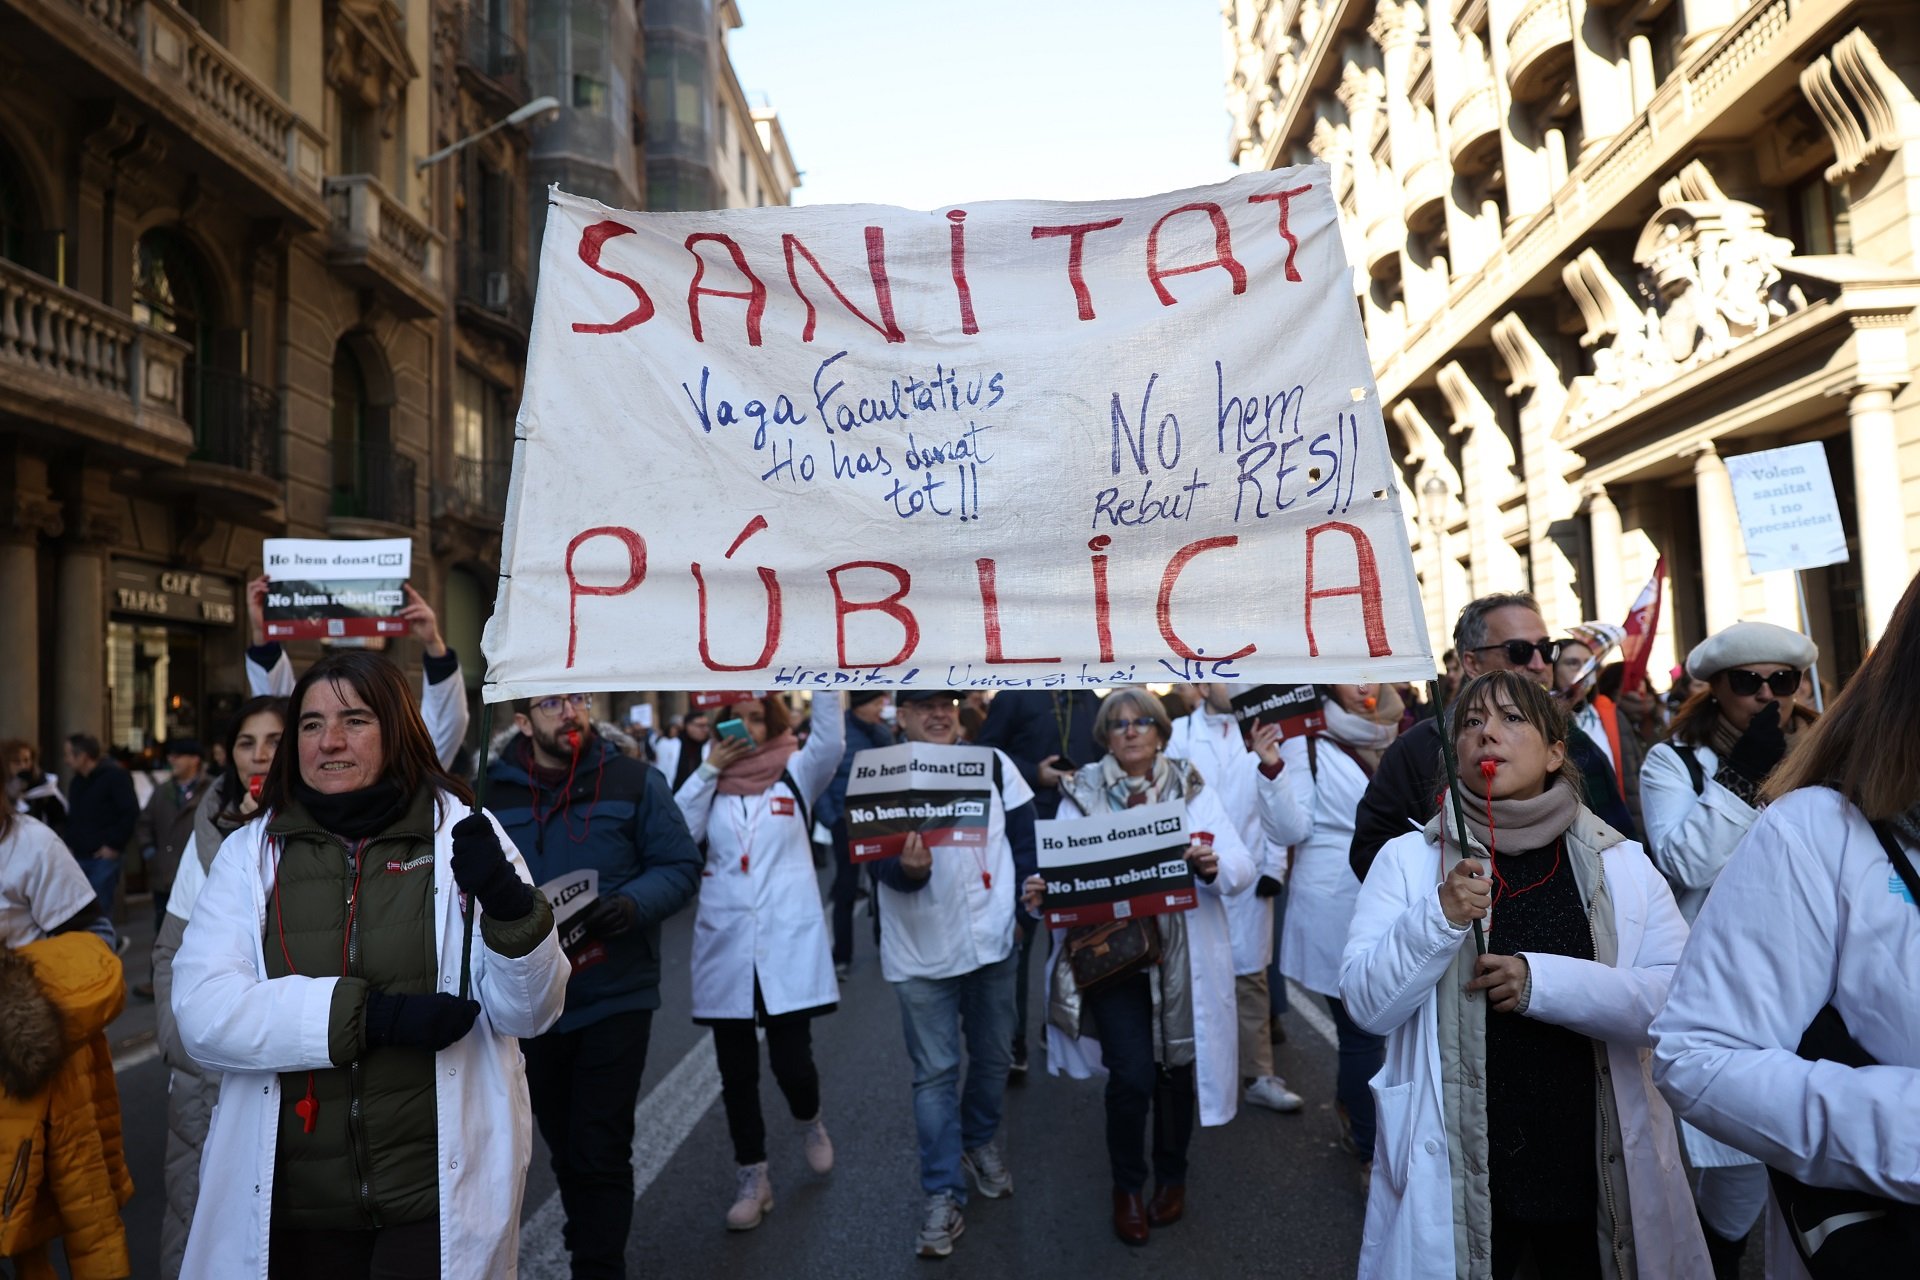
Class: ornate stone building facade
1225,0,1920,683
0,0,549,764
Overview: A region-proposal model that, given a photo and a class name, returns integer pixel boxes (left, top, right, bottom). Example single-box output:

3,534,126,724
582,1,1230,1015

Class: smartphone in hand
716,718,752,745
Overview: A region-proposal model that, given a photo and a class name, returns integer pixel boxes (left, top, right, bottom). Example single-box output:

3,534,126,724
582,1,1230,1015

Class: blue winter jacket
489,735,702,1032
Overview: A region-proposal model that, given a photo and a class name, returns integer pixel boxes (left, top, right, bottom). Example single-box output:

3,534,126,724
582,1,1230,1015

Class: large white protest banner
483,167,1433,698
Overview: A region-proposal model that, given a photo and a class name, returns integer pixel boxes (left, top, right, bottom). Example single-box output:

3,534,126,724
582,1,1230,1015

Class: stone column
0,539,40,744
55,526,110,746
1626,33,1655,112
1572,0,1630,157
1689,444,1742,634
1586,485,1624,622
1849,385,1909,641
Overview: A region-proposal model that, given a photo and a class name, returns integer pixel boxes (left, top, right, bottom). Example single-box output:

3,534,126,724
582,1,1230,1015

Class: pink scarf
715,731,800,796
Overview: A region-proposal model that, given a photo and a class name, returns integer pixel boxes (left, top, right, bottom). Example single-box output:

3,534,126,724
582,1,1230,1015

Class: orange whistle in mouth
1363,696,1378,711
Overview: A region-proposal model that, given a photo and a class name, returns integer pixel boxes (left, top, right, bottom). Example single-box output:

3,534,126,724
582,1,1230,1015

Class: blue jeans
79,855,121,918
1326,994,1385,1160
893,949,1019,1200
1266,882,1290,1017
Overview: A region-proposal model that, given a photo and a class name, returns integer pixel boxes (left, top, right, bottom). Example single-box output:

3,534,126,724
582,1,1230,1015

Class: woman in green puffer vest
172,651,570,1279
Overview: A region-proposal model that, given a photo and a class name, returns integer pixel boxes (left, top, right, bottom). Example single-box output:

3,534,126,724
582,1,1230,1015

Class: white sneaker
916,1191,965,1258
961,1141,1013,1199
800,1115,834,1174
1243,1075,1304,1113
725,1162,773,1230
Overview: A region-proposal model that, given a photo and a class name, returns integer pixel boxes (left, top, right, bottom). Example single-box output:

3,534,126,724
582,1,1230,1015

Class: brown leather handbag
1066,917,1162,993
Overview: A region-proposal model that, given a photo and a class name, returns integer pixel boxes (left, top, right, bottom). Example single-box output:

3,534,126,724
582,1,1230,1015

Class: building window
453,366,513,513
1789,174,1852,256
332,341,369,517
133,229,213,435
337,93,381,175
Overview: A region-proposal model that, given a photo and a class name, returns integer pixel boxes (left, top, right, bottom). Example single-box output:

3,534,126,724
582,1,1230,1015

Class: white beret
1685,621,1818,680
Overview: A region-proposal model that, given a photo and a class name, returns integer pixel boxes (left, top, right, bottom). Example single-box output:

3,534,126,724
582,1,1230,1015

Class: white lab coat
677,692,843,1021
1166,710,1295,975
1268,735,1370,999
1342,827,1703,1280
1043,782,1254,1127
1638,738,1764,1171
250,648,469,769
876,748,1034,982
1652,787,1920,1280
171,798,569,1279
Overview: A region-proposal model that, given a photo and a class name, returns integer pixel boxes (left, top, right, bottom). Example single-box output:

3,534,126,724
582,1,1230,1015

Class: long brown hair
261,652,474,813
1765,572,1920,818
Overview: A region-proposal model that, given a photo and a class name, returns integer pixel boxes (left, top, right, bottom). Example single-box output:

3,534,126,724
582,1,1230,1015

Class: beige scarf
1441,774,1581,856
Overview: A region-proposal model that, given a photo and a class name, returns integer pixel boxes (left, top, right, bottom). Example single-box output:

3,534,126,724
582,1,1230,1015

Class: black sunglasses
1470,638,1563,667
1722,668,1802,698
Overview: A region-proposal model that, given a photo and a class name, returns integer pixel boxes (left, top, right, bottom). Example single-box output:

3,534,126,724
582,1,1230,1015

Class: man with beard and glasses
1349,592,1637,882
488,692,702,1279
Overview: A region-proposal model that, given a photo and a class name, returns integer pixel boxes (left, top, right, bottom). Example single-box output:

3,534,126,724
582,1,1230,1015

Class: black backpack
1764,816,1920,1277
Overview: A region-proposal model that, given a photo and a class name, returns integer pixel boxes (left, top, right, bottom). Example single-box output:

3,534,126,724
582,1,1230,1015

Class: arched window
331,339,369,517
133,229,213,433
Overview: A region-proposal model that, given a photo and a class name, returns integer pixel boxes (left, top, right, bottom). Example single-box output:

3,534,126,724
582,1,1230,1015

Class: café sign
110,559,239,626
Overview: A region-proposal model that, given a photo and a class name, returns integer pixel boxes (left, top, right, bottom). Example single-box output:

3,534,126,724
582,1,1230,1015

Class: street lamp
416,95,562,173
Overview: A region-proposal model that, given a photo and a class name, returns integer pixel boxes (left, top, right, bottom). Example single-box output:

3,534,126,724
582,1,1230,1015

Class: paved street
98,870,1765,1279
102,872,1369,1278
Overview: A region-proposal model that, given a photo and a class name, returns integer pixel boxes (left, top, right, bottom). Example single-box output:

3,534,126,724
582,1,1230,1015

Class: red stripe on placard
850,825,988,863
263,617,409,640
1045,888,1197,928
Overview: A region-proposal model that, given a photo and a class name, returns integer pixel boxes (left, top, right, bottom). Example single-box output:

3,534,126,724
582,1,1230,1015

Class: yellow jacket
0,932,133,1279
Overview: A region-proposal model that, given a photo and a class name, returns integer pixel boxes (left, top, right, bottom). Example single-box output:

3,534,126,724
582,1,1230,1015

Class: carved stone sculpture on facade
1559,161,1807,434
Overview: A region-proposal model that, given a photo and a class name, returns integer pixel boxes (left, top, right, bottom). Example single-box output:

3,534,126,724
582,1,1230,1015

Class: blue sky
727,0,1239,210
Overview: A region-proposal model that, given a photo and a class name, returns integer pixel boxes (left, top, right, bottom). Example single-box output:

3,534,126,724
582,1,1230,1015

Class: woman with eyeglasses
675,690,844,1231
1639,620,1819,1276
1022,688,1253,1246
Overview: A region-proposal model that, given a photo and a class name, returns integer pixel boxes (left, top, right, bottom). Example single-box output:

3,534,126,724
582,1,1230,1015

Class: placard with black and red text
1037,801,1196,926
845,742,994,862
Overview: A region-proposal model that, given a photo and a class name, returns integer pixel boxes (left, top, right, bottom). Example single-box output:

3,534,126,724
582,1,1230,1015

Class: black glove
364,991,481,1052
1255,875,1283,899
450,814,535,921
1725,702,1788,782
582,893,639,940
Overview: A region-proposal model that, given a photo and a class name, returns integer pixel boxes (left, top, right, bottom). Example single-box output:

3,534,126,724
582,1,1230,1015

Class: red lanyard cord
269,833,370,1135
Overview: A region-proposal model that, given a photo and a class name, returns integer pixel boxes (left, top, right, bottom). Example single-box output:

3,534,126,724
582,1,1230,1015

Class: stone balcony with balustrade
22,0,329,227
1505,0,1576,102
1447,78,1502,173
1401,152,1448,233
323,175,445,319
0,256,194,462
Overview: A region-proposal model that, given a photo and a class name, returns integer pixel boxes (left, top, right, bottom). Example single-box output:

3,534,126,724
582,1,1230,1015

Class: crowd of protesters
3,569,1918,1279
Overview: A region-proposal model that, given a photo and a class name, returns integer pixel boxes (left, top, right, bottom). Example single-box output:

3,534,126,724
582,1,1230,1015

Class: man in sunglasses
1348,592,1638,881
488,691,702,1278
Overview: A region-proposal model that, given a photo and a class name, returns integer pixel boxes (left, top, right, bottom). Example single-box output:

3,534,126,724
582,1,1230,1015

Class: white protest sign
1036,800,1195,926
483,167,1433,699
1724,444,1848,574
844,742,995,862
538,867,604,974
262,537,411,640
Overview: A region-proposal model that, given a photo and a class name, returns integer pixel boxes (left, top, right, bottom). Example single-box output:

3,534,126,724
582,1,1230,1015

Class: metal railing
456,248,529,326
447,454,510,520
332,442,417,527
193,369,282,478
459,11,528,102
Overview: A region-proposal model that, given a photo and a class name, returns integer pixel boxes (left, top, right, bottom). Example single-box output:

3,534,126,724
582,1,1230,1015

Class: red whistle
248,774,265,800
296,1090,317,1134
565,729,582,756
1479,760,1500,779
740,854,749,873
982,872,992,890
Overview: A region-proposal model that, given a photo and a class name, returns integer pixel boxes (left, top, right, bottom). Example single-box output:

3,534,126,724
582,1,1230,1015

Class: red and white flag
1617,557,1666,692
